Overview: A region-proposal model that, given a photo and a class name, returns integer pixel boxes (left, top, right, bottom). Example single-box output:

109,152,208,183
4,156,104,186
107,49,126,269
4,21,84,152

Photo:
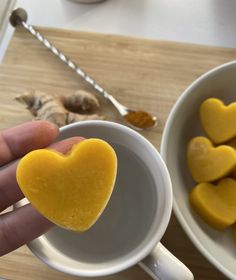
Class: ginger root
15,90,104,127
62,90,100,113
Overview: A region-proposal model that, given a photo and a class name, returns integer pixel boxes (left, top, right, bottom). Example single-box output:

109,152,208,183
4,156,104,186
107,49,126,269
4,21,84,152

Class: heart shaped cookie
189,178,236,230
200,98,236,144
187,136,236,183
16,138,117,232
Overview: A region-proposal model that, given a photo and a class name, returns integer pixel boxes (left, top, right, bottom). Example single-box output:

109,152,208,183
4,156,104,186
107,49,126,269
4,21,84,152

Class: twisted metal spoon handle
10,8,111,101
9,8,157,129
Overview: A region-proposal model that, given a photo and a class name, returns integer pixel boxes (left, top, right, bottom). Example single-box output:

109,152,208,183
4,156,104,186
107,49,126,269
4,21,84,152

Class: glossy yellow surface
200,98,236,144
189,178,236,230
17,139,117,232
187,136,236,183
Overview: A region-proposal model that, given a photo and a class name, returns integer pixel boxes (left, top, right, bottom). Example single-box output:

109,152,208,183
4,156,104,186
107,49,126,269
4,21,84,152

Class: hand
0,121,83,256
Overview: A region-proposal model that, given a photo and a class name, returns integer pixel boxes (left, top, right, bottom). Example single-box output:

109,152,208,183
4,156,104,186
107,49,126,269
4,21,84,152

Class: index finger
0,121,58,167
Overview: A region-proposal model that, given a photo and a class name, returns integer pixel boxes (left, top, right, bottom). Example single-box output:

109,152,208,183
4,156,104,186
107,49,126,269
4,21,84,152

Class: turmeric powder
124,110,155,129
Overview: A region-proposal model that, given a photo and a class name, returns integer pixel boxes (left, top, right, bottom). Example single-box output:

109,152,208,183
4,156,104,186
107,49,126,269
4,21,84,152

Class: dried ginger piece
15,90,104,127
62,90,100,113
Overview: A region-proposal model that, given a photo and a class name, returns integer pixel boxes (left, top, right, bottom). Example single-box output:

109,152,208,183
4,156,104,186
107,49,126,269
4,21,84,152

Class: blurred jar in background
68,0,107,3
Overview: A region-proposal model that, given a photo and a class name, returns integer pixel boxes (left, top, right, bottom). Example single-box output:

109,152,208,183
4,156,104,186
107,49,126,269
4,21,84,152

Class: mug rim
27,120,173,277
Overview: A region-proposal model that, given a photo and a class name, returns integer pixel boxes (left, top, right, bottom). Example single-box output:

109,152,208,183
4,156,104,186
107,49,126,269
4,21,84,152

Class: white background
1,0,236,62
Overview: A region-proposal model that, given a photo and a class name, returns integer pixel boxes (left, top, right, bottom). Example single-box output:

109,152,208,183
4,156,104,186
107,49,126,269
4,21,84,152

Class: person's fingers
48,136,84,154
0,137,84,213
0,204,52,256
0,136,84,256
0,121,58,167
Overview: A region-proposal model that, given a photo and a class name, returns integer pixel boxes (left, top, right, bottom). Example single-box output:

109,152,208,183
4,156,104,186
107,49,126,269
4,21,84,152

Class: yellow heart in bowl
200,98,236,144
189,178,236,230
16,138,117,232
187,136,236,183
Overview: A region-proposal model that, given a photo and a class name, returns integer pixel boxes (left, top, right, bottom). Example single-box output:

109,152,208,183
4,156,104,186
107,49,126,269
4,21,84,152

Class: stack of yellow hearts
17,138,117,232
187,98,236,239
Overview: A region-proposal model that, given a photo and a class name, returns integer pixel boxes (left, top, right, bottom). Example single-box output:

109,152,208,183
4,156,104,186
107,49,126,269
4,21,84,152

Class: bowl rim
160,60,236,280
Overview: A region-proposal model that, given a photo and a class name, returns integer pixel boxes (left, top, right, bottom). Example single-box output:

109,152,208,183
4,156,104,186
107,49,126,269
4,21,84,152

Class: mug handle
139,243,194,280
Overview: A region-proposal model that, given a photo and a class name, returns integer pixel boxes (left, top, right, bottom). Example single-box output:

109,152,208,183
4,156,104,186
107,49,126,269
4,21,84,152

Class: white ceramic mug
22,121,193,280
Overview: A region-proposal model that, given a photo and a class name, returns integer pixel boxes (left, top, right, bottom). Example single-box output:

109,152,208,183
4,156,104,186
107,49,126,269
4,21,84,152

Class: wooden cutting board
0,27,235,280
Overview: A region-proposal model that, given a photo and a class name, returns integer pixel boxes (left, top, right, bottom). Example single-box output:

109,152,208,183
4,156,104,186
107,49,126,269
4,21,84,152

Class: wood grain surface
1,27,236,280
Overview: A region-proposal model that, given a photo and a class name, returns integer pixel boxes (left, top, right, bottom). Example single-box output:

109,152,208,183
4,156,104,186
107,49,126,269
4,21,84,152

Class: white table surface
1,0,236,62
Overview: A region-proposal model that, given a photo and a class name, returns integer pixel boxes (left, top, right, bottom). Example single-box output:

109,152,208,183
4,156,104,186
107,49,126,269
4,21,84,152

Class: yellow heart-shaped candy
16,138,117,232
189,178,236,230
200,98,236,144
187,136,236,183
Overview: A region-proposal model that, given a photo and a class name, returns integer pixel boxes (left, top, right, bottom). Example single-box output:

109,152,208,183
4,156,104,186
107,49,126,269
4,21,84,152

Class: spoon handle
10,8,111,100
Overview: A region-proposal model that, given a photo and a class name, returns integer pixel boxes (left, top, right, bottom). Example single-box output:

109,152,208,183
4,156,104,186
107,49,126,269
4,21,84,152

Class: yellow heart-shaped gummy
187,136,236,183
16,138,117,232
189,178,236,230
200,98,236,144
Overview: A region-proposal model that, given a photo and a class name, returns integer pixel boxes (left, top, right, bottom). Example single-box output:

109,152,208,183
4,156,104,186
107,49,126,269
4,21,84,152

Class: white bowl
161,60,236,279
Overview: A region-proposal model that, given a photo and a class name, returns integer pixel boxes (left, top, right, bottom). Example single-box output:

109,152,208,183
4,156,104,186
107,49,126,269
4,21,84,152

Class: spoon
9,8,157,130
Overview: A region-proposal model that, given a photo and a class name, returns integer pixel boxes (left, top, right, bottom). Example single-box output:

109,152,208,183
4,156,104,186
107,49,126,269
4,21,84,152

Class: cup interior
27,121,172,277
